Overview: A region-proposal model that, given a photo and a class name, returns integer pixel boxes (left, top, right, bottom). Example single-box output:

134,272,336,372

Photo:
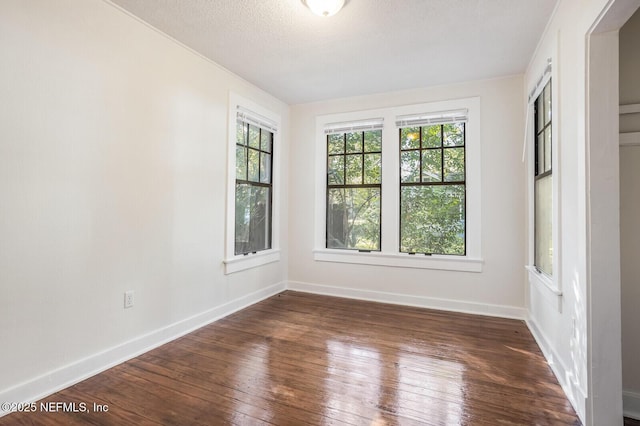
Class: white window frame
526,59,562,310
224,92,281,274
313,97,482,272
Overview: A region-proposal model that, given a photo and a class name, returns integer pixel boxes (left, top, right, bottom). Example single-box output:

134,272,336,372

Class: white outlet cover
124,291,134,308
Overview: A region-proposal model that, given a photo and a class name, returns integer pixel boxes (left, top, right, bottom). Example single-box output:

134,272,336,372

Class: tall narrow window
326,129,382,251
399,118,466,255
235,120,273,255
534,80,552,275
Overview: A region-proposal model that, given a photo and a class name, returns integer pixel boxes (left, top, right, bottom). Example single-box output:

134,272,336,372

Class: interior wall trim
526,316,587,421
620,132,640,146
624,390,640,420
286,280,589,420
3,279,588,422
0,281,287,418
287,280,527,320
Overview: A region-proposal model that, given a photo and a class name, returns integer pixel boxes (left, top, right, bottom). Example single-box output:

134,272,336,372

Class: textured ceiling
109,0,557,104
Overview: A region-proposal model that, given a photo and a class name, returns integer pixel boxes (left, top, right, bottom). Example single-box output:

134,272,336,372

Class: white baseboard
286,282,589,420
624,390,640,420
287,280,527,320
0,281,286,417
526,316,586,422
2,279,592,422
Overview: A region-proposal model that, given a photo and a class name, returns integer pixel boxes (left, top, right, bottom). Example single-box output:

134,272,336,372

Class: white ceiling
110,0,557,105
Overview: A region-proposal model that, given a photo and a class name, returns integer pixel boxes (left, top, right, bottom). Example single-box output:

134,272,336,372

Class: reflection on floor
0,291,582,425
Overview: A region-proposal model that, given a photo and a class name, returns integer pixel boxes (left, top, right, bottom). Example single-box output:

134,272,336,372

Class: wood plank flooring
1,291,581,425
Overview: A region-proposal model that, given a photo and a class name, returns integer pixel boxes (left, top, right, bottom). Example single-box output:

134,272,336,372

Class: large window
235,120,273,255
534,80,552,276
399,123,466,255
224,93,281,275
526,64,560,305
314,98,481,272
326,129,382,251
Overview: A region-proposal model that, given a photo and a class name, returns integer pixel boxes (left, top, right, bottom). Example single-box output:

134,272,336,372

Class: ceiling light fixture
302,0,345,17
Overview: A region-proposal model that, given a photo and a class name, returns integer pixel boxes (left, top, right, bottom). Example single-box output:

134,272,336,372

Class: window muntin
314,98,481,272
326,130,382,251
534,81,552,275
235,121,273,255
399,123,466,255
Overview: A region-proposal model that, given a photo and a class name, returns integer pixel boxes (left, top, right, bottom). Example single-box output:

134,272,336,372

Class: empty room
1,0,639,425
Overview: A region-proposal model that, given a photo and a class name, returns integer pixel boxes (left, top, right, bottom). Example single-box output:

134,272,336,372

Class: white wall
620,7,640,417
620,9,640,132
1,0,635,423
620,146,640,406
525,0,639,423
288,76,526,316
525,3,589,417
0,0,289,406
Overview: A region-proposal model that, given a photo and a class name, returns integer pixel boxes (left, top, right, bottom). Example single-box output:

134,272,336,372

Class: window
399,122,466,255
314,98,481,272
534,80,552,276
326,129,382,251
235,120,273,255
526,63,560,306
224,93,281,274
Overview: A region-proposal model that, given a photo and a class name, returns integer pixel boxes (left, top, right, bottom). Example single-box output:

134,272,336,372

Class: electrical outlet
124,290,135,309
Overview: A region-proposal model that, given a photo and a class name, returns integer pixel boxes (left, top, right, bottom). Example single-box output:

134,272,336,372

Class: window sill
526,265,562,311
224,249,280,274
313,249,483,272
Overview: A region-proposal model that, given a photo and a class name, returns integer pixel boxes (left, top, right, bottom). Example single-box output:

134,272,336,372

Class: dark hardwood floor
2,291,582,425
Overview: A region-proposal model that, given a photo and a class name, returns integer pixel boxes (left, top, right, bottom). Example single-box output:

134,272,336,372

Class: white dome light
302,0,346,17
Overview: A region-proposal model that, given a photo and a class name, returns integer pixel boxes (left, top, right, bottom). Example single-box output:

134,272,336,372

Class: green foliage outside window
235,122,273,255
400,123,466,255
327,130,381,251
325,123,466,256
